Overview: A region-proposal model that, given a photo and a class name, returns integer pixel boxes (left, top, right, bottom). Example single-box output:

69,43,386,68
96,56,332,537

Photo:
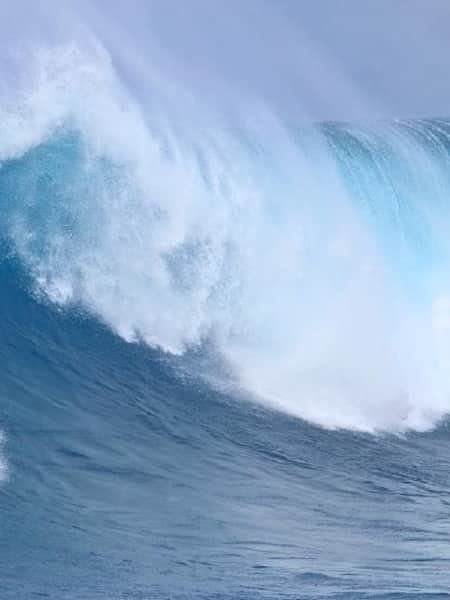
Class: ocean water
2,43,450,599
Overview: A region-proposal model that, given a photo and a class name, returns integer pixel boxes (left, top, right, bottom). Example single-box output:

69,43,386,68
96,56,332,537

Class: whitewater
3,5,450,599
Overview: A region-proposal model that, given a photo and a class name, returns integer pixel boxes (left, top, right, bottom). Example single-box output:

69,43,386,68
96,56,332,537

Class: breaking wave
2,43,450,432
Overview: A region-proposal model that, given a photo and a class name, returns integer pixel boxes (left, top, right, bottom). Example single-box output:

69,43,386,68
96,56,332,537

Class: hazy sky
2,0,450,123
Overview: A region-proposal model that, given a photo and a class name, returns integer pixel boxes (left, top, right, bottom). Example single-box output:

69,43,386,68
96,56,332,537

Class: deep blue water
2,257,450,599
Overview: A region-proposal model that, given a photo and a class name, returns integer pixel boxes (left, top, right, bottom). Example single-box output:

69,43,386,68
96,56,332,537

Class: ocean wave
2,43,450,432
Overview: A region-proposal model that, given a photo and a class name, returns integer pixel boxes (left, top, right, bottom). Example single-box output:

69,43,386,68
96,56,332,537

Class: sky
2,0,450,123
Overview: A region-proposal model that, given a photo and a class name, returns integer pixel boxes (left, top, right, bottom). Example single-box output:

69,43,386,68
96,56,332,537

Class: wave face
3,43,450,599
3,255,450,599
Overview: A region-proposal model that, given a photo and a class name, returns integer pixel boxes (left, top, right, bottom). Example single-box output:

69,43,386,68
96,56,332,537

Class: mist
2,1,450,124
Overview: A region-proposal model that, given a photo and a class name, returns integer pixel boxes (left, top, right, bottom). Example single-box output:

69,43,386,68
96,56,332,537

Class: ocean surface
2,43,450,600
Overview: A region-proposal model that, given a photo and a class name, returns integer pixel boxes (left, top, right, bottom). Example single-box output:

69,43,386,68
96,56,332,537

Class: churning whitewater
2,44,450,432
